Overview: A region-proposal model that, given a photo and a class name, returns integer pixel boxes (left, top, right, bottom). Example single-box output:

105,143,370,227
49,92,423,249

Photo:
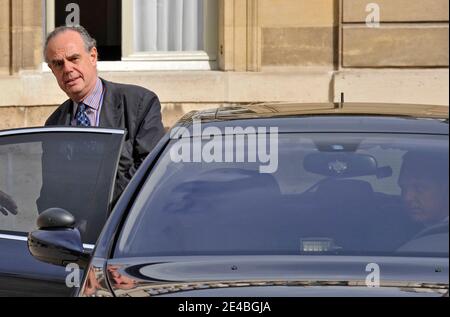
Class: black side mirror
36,207,76,229
28,208,90,268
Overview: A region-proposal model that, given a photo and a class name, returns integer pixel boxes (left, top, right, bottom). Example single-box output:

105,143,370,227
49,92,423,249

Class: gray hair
44,25,97,62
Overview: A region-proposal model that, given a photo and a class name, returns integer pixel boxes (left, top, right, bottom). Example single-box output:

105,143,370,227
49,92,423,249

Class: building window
45,0,218,70
49,0,122,61
133,0,204,52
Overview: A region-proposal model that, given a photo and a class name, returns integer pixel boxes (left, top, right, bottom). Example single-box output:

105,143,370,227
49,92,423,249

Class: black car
0,127,125,296
28,103,449,297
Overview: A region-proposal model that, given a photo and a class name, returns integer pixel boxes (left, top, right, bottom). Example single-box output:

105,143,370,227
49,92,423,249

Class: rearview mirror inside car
303,153,380,177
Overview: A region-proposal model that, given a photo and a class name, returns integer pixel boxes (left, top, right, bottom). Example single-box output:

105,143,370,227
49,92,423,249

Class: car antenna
335,93,344,110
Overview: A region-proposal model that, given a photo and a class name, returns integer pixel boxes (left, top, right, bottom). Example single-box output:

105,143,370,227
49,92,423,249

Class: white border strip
0,127,125,137
0,233,95,250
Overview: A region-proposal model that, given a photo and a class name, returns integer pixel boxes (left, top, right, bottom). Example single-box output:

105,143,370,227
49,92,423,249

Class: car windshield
116,132,449,258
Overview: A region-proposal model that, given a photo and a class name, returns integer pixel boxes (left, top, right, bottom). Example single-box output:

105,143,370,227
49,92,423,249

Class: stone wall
0,0,43,75
0,103,220,131
0,0,448,132
0,0,10,74
342,0,449,68
260,0,338,69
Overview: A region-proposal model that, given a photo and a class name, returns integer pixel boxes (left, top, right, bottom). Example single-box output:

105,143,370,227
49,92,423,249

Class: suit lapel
99,78,124,129
60,100,74,125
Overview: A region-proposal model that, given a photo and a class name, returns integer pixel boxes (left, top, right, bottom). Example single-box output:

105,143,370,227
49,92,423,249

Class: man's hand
0,190,18,216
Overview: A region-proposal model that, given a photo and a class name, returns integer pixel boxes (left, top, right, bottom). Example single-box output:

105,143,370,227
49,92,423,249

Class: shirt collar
76,78,104,111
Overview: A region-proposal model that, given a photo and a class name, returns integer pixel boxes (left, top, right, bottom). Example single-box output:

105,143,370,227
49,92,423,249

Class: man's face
45,30,98,102
399,173,448,225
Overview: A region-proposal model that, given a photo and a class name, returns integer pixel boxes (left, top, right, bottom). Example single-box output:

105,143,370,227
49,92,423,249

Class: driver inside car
398,150,449,229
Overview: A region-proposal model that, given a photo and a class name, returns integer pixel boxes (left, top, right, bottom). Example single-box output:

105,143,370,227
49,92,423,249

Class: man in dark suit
42,25,165,204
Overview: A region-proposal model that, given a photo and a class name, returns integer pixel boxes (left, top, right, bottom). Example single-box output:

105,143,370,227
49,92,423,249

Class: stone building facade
0,0,448,130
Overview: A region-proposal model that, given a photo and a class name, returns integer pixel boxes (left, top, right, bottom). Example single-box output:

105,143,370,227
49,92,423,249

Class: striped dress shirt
71,78,105,127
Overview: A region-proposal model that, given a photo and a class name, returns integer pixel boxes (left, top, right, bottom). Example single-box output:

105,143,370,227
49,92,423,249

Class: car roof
172,103,449,135
179,103,449,121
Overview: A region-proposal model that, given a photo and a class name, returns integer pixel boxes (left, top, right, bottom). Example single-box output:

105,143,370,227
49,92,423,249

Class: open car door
0,127,124,296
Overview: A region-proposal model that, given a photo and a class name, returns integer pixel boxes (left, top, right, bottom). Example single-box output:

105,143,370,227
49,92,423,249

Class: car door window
0,128,124,244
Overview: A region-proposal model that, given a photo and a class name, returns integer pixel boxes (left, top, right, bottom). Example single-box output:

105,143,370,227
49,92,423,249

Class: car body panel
176,103,449,124
103,256,448,297
157,286,447,297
